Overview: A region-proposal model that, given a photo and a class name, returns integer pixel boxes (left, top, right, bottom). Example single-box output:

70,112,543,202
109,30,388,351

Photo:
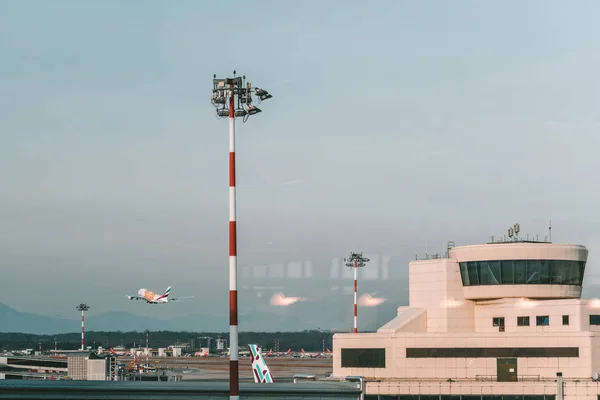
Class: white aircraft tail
248,344,274,383
158,286,171,300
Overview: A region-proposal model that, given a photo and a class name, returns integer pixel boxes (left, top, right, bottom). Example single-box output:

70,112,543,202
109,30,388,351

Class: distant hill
0,303,316,334
0,303,77,335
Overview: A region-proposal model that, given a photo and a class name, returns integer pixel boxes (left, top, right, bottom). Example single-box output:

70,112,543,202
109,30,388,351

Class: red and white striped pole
81,311,85,350
353,258,358,333
145,330,149,370
228,83,239,400
212,73,271,400
344,253,369,333
76,303,90,351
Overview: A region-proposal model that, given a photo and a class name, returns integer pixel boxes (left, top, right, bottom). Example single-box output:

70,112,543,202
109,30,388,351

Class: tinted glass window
526,260,541,283
406,347,578,358
460,263,471,286
501,260,514,284
468,263,479,286
341,348,385,368
513,260,527,284
590,315,600,325
459,260,585,287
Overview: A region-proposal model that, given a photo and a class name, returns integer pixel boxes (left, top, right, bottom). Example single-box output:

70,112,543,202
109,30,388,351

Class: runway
125,357,333,381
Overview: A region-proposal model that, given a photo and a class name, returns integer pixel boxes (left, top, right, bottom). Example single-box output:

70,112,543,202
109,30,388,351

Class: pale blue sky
1,0,600,326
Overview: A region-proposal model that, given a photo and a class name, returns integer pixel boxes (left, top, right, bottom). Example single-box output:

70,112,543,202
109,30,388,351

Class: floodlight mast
145,330,149,369
211,71,272,400
344,253,370,333
76,303,90,351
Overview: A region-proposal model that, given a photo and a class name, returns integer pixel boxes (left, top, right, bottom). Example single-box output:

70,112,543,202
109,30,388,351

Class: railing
475,374,541,382
415,253,449,261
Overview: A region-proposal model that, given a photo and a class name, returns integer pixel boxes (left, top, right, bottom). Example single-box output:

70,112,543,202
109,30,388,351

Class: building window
341,348,385,368
406,347,579,358
493,317,505,332
536,316,549,326
562,315,569,325
590,315,600,325
517,316,530,326
458,259,586,287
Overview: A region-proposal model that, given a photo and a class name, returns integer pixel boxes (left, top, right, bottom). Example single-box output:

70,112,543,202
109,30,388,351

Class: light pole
76,303,90,351
145,330,149,370
344,252,370,333
211,71,273,400
318,327,324,354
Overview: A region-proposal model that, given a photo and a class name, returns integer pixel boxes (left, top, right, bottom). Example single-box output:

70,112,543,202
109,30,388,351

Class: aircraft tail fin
248,344,274,383
158,286,171,299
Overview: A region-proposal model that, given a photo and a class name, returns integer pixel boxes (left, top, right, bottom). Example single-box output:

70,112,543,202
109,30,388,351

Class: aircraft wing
170,296,194,302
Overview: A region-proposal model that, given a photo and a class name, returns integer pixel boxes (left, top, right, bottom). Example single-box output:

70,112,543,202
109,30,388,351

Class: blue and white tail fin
248,344,274,383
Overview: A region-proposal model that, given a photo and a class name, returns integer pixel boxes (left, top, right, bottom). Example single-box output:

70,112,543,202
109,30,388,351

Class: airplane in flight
126,286,193,304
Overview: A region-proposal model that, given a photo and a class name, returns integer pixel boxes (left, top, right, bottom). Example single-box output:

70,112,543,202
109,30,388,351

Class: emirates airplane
126,286,193,304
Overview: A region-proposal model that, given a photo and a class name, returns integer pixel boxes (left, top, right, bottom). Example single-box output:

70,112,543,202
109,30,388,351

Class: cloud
358,293,386,307
269,292,309,306
588,298,600,309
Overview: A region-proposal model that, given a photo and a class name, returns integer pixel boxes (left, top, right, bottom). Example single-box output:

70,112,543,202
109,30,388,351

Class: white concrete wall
409,259,474,332
591,335,600,377
334,332,593,380
473,298,590,333
86,359,107,381
464,284,582,300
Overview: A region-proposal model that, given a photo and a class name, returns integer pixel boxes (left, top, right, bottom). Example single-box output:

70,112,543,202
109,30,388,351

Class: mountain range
0,302,398,334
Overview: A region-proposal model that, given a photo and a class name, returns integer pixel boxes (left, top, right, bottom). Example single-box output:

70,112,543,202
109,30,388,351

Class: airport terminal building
333,237,600,400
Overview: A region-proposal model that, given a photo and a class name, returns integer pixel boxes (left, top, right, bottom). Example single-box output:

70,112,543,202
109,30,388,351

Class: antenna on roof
489,222,552,244
549,220,552,242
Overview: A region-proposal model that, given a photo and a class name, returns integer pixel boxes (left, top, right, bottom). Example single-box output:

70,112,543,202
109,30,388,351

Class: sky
1,0,600,327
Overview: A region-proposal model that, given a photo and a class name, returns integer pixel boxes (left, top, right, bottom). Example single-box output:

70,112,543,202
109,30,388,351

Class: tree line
0,330,339,353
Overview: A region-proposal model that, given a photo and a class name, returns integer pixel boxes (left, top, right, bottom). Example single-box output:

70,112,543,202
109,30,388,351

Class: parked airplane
248,344,274,383
126,286,193,304
301,348,320,358
269,348,291,357
109,348,131,357
301,348,331,358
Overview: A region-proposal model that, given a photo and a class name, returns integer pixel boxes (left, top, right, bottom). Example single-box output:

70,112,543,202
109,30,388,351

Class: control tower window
459,260,585,287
